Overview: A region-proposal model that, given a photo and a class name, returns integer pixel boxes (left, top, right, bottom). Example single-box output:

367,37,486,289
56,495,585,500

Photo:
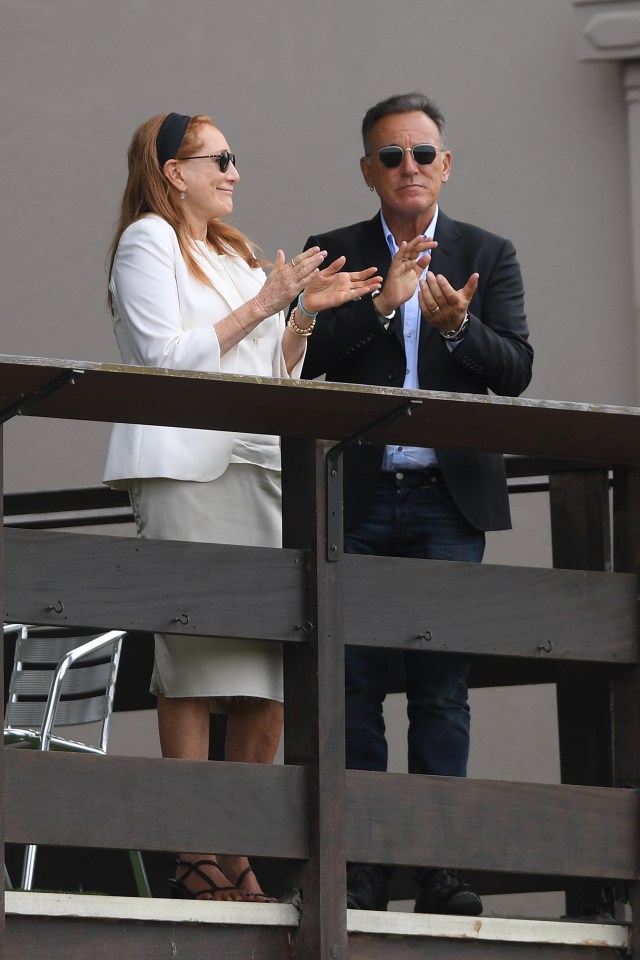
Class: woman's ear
163,158,185,191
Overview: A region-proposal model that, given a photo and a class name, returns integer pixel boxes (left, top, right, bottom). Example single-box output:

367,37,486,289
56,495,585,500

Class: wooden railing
1,354,640,959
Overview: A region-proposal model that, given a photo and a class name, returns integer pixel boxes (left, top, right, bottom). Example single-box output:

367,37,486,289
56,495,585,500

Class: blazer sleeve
301,230,392,381
445,235,532,398
110,217,223,373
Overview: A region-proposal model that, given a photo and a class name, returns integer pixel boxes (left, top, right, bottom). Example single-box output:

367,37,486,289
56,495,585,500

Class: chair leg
21,844,37,891
128,850,151,897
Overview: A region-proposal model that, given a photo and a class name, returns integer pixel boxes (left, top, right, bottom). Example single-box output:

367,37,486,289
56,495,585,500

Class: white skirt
129,465,283,712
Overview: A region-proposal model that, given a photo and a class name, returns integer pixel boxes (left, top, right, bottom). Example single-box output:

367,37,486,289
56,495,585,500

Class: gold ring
430,305,440,314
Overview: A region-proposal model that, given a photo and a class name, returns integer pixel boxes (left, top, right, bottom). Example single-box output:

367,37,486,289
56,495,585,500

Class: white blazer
103,215,300,487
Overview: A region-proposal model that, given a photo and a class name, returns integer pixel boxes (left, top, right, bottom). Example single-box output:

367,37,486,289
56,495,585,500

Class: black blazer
302,211,533,532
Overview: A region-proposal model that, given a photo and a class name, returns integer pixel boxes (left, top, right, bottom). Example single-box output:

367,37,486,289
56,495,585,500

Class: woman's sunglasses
180,151,236,172
373,144,438,169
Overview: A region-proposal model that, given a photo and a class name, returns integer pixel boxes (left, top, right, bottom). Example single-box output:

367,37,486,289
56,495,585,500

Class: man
300,92,533,915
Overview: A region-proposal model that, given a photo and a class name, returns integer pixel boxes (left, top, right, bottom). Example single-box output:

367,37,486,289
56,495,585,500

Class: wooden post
0,425,5,951
549,469,615,917
612,466,640,955
281,437,347,960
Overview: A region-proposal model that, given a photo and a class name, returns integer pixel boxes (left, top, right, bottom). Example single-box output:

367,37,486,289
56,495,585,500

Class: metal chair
3,623,151,895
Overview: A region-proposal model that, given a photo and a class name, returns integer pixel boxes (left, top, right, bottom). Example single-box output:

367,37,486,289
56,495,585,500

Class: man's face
360,111,451,227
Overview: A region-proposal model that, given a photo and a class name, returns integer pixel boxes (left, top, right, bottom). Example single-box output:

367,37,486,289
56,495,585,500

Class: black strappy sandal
232,864,277,903
169,857,240,901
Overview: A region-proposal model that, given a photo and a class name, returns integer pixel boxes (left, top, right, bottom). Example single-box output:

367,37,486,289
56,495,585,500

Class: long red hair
107,114,262,307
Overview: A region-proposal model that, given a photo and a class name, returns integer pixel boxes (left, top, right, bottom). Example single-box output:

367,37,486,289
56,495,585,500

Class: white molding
348,909,629,948
5,892,630,949
5,891,299,927
574,0,637,6
573,1,640,59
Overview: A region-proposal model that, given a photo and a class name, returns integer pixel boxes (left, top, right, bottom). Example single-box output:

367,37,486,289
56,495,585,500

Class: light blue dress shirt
380,208,439,471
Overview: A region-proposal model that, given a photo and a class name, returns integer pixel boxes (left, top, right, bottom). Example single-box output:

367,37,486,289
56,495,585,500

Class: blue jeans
344,470,485,778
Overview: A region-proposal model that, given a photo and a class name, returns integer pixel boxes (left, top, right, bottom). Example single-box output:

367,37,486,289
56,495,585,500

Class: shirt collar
380,206,439,257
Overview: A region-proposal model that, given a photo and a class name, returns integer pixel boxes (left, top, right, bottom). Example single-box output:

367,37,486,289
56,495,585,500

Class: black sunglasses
374,144,438,169
180,151,236,173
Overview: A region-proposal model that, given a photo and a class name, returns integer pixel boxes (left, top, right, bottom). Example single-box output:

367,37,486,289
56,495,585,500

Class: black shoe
414,868,482,916
346,863,390,911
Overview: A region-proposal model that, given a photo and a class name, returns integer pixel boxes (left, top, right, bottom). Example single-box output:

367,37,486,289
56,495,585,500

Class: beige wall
1,0,634,493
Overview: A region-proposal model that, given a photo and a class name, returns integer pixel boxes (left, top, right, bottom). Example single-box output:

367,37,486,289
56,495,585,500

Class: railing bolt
538,639,553,654
47,600,64,614
416,630,432,642
173,613,189,625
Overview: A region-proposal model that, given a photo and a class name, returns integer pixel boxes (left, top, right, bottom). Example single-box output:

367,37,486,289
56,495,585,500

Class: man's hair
361,92,448,156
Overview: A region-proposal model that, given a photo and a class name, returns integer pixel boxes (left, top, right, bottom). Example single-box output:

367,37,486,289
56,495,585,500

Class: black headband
156,113,191,169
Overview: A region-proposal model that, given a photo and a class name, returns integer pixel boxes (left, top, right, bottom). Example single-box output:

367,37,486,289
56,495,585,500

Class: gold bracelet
287,307,316,337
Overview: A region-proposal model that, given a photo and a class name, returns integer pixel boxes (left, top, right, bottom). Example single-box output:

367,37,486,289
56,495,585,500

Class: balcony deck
2,354,640,959
5,892,630,959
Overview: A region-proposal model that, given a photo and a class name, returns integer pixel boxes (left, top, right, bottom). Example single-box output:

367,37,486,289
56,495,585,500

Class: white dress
103,215,304,709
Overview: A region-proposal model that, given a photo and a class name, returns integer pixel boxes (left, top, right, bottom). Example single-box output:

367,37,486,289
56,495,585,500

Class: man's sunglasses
373,144,439,169
180,151,236,172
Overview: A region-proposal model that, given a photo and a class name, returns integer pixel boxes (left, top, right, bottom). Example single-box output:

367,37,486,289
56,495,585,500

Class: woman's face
174,123,239,234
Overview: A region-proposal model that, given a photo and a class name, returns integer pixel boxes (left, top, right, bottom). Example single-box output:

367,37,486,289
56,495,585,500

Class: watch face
441,315,469,340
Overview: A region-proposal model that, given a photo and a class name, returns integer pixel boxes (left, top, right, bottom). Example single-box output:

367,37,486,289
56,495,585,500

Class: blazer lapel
196,247,261,311
418,209,461,352
361,213,393,276
428,209,460,278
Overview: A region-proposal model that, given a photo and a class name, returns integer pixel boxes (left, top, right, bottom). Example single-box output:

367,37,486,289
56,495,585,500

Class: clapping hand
300,256,382,314
419,271,479,331
255,247,328,316
372,236,437,317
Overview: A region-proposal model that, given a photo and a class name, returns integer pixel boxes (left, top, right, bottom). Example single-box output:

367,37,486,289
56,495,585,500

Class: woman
103,112,381,902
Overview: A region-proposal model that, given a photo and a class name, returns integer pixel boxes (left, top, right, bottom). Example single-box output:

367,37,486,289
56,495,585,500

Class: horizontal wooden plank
346,770,640,879
2,355,640,463
7,752,638,881
5,530,637,665
5,900,628,960
3,528,306,641
5,751,309,859
6,916,293,960
348,934,623,960
4,922,626,960
343,554,639,663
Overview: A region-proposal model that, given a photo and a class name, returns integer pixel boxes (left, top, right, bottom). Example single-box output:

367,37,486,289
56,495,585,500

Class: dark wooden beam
5,529,637,664
4,916,626,960
0,425,5,949
2,355,640,464
345,770,640,879
343,553,637,663
612,466,640,956
281,437,347,960
549,470,617,917
348,934,623,960
612,466,640,789
6,916,293,960
6,752,637,882
3,528,305,642
5,751,308,859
